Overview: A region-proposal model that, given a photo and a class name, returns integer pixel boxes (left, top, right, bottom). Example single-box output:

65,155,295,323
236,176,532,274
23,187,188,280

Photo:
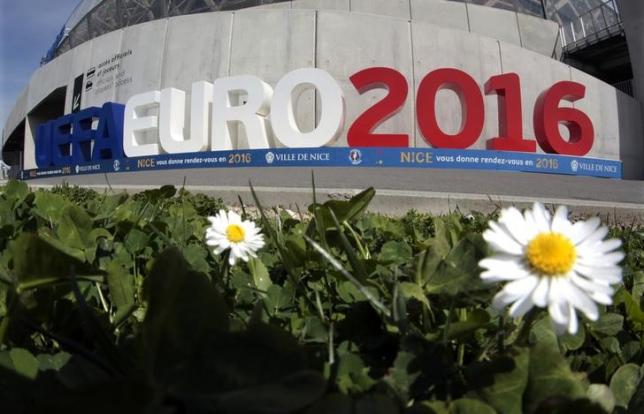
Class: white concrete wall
4,5,644,178
410,0,470,32
317,11,414,147
254,0,560,58
161,12,233,92
115,20,168,103
84,29,123,108
3,0,560,144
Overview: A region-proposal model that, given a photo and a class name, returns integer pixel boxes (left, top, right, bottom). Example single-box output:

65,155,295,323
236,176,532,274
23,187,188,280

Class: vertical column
619,0,644,127
618,0,644,179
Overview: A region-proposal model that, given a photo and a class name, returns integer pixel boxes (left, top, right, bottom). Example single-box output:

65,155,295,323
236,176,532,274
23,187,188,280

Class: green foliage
0,180,643,413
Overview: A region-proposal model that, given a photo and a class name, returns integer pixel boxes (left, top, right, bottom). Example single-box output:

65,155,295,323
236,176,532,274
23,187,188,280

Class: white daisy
479,203,623,335
206,210,265,266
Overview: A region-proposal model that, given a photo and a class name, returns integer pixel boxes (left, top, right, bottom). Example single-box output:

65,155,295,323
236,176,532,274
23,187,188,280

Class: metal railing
559,0,623,51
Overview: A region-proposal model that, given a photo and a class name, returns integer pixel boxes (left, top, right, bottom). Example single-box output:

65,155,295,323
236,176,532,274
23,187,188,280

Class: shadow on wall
617,89,644,180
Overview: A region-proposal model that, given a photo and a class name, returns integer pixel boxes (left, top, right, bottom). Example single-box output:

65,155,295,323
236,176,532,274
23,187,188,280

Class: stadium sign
29,67,620,179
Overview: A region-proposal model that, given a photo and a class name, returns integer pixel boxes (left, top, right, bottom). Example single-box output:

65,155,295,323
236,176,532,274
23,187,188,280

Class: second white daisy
479,203,623,335
206,210,265,266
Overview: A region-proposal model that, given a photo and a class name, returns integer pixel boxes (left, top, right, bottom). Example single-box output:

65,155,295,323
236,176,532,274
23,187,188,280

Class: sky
0,0,81,131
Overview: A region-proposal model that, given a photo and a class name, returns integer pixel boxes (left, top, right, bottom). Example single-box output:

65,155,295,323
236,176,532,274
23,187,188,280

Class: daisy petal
590,292,613,305
551,205,572,234
509,294,535,318
531,277,550,307
570,217,601,245
483,225,524,255
560,279,599,321
532,202,551,232
567,303,579,334
570,272,614,296
574,263,622,283
548,300,569,326
498,207,530,245
577,226,609,250
492,289,524,310
502,275,539,295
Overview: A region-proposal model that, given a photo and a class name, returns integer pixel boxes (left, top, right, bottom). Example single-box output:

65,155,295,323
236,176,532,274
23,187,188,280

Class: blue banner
20,147,622,180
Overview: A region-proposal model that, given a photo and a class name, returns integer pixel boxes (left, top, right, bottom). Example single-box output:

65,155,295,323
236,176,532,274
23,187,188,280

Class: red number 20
347,67,409,147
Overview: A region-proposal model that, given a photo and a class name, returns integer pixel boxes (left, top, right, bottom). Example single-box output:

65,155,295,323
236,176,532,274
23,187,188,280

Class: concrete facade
619,0,644,179
3,2,644,179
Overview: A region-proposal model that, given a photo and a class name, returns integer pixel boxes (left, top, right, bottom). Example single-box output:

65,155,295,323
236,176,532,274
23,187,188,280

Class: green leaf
424,238,485,296
446,309,490,340
124,228,149,254
106,261,135,321
181,243,210,273
378,241,412,265
586,384,615,413
2,180,28,203
386,351,420,401
528,316,559,349
0,348,39,380
399,282,430,308
37,352,72,372
471,348,529,414
610,363,642,409
325,187,375,223
57,204,93,250
632,271,644,303
621,290,644,331
525,343,586,412
249,257,272,291
589,313,624,336
327,208,369,282
559,324,586,352
10,233,98,291
335,350,376,394
33,191,69,223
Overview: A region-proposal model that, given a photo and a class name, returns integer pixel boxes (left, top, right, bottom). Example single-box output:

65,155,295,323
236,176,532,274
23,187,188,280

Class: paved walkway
23,167,644,222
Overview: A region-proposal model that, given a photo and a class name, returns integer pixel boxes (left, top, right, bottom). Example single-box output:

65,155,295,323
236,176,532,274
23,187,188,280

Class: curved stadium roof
43,0,611,64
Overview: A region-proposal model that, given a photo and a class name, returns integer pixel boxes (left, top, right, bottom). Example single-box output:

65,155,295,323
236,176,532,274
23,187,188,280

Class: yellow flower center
526,232,576,276
226,224,245,243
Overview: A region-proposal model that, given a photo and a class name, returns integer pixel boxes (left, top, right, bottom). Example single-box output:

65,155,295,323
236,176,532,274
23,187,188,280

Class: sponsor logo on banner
349,149,362,165
265,151,275,164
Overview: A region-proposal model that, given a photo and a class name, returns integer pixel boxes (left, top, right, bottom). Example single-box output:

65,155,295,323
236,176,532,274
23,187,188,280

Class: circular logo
570,160,578,173
113,159,121,172
265,151,275,164
349,149,362,165
75,165,80,174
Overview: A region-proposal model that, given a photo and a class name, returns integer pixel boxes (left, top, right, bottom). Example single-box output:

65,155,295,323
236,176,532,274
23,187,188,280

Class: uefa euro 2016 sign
28,67,621,179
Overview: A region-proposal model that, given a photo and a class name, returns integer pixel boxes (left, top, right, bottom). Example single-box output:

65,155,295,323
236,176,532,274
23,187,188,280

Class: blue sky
0,0,81,131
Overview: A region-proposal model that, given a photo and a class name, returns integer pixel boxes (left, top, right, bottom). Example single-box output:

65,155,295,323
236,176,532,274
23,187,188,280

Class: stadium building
1,0,643,190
